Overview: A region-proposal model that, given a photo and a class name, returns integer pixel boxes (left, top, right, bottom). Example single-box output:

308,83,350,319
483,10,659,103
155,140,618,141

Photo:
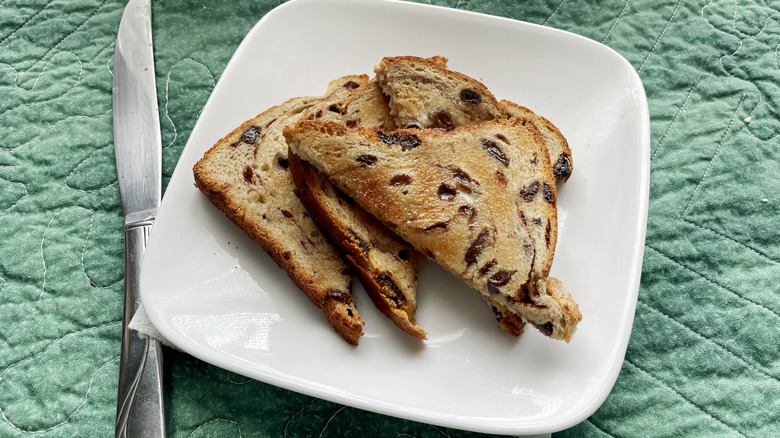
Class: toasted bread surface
285,118,581,341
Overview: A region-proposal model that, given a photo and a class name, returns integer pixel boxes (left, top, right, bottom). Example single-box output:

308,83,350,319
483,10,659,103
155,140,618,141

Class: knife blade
112,0,166,436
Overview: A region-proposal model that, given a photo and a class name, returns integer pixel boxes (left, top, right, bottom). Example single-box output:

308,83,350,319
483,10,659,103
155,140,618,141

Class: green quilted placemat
1,0,778,437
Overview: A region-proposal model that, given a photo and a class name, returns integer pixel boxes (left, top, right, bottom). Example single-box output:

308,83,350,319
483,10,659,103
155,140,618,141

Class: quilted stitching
0,0,778,437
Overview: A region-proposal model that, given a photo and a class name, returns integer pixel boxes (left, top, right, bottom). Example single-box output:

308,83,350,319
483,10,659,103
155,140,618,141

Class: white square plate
140,0,650,434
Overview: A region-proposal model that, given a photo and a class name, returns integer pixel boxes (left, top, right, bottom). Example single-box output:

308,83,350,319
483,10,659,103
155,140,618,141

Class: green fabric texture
1,0,778,436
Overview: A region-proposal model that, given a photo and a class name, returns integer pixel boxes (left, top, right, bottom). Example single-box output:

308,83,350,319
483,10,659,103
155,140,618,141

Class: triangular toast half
285,118,582,341
192,76,370,345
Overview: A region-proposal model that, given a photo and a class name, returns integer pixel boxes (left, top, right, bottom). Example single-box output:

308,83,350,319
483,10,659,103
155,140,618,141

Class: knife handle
116,223,167,438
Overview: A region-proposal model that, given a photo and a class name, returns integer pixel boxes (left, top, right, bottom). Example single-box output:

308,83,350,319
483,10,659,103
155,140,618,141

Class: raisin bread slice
294,77,426,338
193,76,369,345
375,57,546,334
289,153,426,339
285,118,582,341
502,100,573,182
374,56,505,130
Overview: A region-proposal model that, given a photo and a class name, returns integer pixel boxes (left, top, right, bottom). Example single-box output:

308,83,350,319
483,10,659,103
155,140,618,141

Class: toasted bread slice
193,76,370,345
285,118,581,341
289,153,426,339
292,79,426,338
374,56,531,334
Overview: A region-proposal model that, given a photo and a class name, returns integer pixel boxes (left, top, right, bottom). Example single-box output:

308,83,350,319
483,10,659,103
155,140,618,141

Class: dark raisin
553,155,571,181
495,170,507,186
378,131,399,144
446,165,473,184
281,209,293,218
532,217,543,226
460,88,482,104
516,282,531,303
243,166,254,184
376,273,406,306
241,126,260,144
328,289,353,305
347,308,354,317
545,220,552,247
438,184,456,201
487,270,514,295
459,205,477,225
543,183,554,204
533,322,554,337
478,259,497,276
406,124,421,129
424,221,449,231
345,119,359,128
348,229,370,253
399,133,421,151
519,181,541,202
389,174,412,186
328,103,341,113
356,154,378,165
398,250,409,261
465,229,491,266
524,240,535,257
276,156,289,170
432,111,455,131
343,80,360,89
482,138,509,166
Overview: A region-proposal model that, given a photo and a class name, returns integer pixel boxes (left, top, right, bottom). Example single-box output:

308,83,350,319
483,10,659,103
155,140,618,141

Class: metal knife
112,0,167,436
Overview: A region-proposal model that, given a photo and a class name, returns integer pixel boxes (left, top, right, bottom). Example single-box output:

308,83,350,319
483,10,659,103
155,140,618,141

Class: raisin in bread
501,100,573,182
193,76,369,345
289,153,427,339
285,118,582,341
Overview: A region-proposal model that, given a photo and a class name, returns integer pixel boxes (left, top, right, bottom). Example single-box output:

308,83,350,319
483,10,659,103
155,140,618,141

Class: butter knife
112,0,166,436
